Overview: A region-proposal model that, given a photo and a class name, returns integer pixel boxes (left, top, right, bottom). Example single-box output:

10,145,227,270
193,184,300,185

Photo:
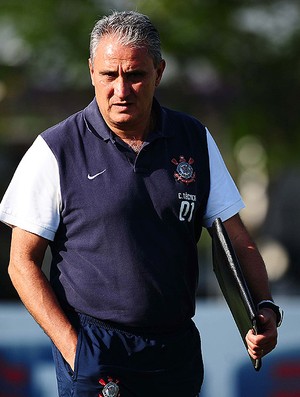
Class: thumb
258,309,277,330
258,313,267,324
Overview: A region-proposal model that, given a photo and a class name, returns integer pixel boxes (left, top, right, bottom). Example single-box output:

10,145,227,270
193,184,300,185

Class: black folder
211,218,261,371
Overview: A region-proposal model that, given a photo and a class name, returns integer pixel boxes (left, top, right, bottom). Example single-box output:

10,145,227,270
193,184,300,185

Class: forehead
94,34,154,69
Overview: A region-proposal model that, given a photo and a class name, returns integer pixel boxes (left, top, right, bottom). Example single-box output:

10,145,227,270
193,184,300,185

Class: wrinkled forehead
94,35,155,68
92,33,152,60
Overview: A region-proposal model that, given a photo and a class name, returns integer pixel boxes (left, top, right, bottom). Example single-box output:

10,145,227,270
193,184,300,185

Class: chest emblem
171,156,196,184
99,377,120,397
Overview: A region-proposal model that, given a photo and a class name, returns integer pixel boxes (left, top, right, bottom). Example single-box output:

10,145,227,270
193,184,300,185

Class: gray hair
90,11,163,67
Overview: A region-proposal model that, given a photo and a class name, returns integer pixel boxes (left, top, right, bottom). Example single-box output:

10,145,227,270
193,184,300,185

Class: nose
114,76,131,99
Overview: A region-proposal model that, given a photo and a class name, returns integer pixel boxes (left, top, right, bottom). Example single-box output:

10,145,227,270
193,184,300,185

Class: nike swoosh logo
87,169,106,180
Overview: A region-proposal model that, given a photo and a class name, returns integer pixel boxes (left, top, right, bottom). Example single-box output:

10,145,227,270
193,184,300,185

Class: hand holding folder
211,218,262,371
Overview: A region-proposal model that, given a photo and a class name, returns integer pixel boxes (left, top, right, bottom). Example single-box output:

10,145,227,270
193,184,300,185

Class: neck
112,115,153,141
112,112,155,154
120,135,144,153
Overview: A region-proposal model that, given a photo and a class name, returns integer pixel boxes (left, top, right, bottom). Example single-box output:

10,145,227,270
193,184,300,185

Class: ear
155,59,166,87
88,58,95,87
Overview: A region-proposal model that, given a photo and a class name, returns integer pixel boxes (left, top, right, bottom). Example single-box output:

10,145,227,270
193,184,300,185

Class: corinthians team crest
99,377,120,397
171,156,196,184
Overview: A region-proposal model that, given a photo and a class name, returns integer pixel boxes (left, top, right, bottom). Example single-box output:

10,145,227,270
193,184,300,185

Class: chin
112,114,136,126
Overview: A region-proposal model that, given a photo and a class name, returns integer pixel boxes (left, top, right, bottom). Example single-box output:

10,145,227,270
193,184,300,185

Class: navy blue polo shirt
42,98,210,331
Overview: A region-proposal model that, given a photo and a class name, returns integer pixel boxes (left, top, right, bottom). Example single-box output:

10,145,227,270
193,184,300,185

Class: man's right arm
9,226,77,370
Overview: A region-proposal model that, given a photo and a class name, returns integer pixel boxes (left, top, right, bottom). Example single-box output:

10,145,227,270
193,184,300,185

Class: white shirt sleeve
0,136,61,241
203,128,245,228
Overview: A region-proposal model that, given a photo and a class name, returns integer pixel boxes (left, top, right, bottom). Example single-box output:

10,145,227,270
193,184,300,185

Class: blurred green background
1,0,299,299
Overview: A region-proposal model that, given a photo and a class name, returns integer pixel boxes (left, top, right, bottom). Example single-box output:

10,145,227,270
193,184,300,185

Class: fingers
245,328,276,360
247,344,264,360
246,331,264,359
244,310,279,360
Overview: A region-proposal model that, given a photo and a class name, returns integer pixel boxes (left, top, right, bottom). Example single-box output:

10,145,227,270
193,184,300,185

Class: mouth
112,102,134,111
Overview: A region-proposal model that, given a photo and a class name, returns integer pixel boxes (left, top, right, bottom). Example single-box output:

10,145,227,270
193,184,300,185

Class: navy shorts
52,313,204,397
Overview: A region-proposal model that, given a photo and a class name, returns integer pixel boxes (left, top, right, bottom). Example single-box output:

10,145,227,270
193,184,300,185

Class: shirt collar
83,98,111,141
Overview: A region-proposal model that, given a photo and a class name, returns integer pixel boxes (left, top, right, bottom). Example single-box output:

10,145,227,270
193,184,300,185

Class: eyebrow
99,68,147,76
99,70,117,75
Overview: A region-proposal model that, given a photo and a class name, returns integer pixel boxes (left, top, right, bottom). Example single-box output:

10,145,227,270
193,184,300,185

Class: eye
127,71,146,82
100,71,117,82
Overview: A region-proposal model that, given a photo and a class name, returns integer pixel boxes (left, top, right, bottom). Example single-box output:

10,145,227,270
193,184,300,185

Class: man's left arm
223,213,279,360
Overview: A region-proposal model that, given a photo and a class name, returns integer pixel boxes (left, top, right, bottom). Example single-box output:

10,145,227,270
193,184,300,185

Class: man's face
89,35,165,135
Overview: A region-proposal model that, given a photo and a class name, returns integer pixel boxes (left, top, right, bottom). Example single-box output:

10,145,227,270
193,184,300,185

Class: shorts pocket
55,327,84,381
70,327,83,380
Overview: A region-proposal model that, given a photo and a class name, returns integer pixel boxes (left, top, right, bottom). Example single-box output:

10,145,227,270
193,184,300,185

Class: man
0,11,281,397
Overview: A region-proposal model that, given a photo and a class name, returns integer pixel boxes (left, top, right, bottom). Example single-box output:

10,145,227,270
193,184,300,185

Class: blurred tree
0,0,104,89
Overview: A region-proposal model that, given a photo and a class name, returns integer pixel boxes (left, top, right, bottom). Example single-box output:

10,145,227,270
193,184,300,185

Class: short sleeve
0,136,61,241
203,128,245,227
